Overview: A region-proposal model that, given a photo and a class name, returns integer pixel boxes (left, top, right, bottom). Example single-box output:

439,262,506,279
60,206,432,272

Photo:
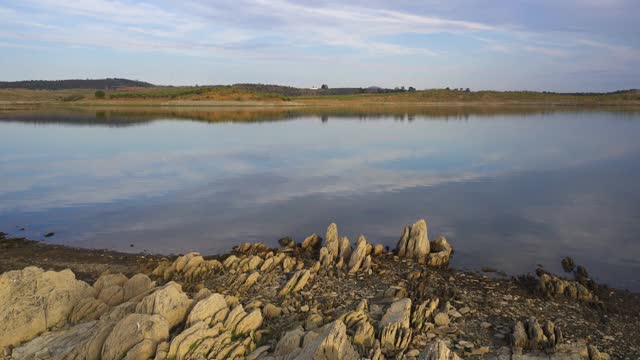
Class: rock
282,256,297,273
373,244,384,256
101,313,170,360
561,257,576,273
319,247,333,267
353,320,375,347
187,293,228,327
69,297,110,324
362,255,372,272
325,223,340,261
238,255,264,273
427,236,452,267
512,320,528,349
338,236,352,262
434,312,450,327
98,284,126,306
274,326,305,356
412,298,439,331
240,271,261,291
0,267,95,349
224,304,249,331
396,219,430,263
279,269,311,296
167,321,224,360
234,309,263,335
263,303,283,319
301,233,322,250
135,282,192,329
296,320,359,360
10,320,99,360
94,273,128,294
279,236,296,249
418,340,461,360
123,273,154,301
348,235,369,273
247,345,271,360
305,313,324,330
379,298,412,353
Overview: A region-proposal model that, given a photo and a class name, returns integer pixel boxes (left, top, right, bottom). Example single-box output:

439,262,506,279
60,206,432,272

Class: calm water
1,107,639,290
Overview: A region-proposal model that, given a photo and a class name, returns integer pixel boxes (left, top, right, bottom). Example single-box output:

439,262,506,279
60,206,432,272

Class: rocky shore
1,220,639,360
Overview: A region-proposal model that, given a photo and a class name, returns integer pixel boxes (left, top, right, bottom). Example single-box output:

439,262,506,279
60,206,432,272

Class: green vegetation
94,90,106,99
61,94,84,102
0,78,154,90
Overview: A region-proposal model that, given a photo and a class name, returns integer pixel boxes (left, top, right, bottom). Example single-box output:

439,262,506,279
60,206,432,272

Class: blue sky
0,0,638,91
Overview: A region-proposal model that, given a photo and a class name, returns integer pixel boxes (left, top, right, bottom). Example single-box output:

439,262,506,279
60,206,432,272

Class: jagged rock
264,303,283,319
511,317,563,351
296,320,359,360
0,267,95,350
348,235,369,273
167,322,224,360
412,298,439,332
224,304,249,332
94,273,128,294
434,312,450,327
187,293,228,327
427,236,452,267
240,271,261,291
248,345,271,360
239,255,264,273
325,223,340,261
383,286,408,301
338,236,352,262
319,247,332,267
279,237,296,249
418,340,461,360
135,282,192,329
274,326,305,356
362,255,372,272
373,244,384,256
396,219,430,263
279,270,311,296
69,297,110,324
301,233,322,250
235,309,263,335
353,320,375,347
537,272,595,303
305,313,324,330
512,321,528,348
282,256,297,273
101,313,169,360
379,298,412,353
123,273,155,301
223,255,241,269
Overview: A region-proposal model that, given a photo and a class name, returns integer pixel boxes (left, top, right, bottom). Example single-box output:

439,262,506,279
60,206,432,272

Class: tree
465,88,471,92
321,84,329,89
94,90,106,99
408,86,416,92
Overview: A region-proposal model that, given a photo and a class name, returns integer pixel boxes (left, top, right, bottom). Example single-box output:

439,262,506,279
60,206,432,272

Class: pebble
481,322,492,329
434,312,451,326
458,340,474,348
300,305,310,312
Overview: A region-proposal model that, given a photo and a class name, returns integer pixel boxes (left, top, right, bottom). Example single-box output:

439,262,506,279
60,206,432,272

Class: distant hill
0,78,155,90
230,83,412,96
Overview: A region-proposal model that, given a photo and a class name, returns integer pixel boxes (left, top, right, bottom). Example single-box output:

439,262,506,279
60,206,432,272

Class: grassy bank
1,86,639,107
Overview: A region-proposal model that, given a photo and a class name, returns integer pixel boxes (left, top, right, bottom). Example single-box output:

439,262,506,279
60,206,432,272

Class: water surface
1,107,639,290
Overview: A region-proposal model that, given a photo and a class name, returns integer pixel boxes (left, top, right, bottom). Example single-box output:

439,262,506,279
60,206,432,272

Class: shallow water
1,107,639,290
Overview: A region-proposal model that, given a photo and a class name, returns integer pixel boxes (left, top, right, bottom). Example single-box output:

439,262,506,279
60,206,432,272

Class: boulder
338,236,352,263
412,298,439,332
301,233,322,250
69,297,110,324
0,267,95,349
135,282,192,329
94,273,128,294
234,309,263,335
101,313,170,360
279,270,312,296
123,273,155,301
263,303,283,319
418,340,461,360
10,321,100,360
396,219,430,263
296,320,359,360
274,326,305,356
325,223,340,261
348,235,368,273
167,322,224,360
379,298,412,353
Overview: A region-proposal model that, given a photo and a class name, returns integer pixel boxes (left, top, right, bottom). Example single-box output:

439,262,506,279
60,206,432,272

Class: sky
0,0,639,91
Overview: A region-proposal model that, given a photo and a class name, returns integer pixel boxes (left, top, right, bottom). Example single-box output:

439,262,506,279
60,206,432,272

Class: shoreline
1,224,639,359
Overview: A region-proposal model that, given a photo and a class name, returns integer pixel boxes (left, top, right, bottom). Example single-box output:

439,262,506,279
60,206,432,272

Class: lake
1,107,639,290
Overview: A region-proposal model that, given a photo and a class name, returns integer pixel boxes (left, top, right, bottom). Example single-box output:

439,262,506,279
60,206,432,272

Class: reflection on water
1,107,639,290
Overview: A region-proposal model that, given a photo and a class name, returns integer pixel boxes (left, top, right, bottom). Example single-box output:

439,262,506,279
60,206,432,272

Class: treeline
230,84,416,97
0,78,155,90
